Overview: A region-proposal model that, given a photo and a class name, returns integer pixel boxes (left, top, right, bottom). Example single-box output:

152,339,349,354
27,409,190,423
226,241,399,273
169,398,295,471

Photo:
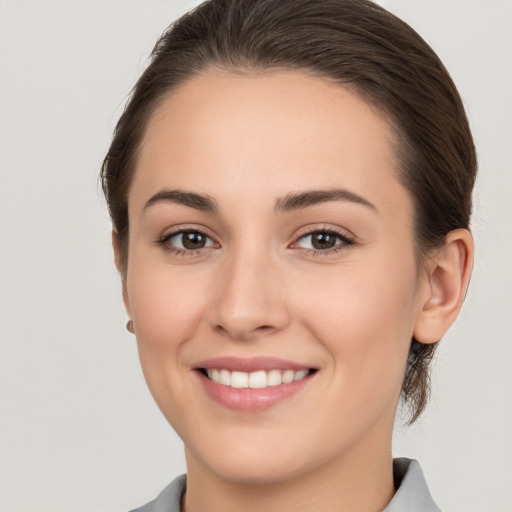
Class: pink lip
194,357,317,412
195,356,312,372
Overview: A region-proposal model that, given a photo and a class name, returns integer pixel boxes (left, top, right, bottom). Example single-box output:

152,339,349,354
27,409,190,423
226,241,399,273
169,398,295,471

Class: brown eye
296,230,353,252
165,230,216,252
310,232,338,249
181,232,207,249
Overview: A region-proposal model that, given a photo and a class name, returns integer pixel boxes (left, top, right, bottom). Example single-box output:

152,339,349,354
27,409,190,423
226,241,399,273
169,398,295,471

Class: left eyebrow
274,188,378,214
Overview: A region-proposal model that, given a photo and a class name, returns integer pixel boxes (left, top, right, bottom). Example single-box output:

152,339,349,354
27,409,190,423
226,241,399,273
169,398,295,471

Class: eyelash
155,228,355,257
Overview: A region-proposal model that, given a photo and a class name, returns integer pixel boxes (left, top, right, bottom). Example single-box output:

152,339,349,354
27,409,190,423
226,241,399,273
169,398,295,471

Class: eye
159,229,217,253
295,230,354,252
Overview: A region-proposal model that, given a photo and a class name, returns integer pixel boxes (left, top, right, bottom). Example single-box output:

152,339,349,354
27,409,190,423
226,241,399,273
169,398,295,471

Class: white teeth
294,369,308,381
205,368,311,388
248,370,267,388
267,369,282,386
230,371,249,388
282,370,295,384
219,369,231,386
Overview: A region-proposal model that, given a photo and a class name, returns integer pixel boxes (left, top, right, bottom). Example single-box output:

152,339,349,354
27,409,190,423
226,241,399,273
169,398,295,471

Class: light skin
113,69,473,512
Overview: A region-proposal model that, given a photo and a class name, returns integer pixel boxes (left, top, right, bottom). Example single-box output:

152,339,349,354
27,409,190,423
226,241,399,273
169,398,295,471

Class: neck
183,435,395,512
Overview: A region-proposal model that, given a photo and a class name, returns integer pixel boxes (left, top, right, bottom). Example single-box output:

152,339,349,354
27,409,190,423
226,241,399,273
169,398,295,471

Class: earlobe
112,230,131,317
413,229,474,344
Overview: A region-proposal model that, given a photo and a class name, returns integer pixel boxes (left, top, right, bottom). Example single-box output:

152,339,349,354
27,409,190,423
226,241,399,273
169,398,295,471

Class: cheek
295,256,419,390
127,261,208,352
124,252,212,405
125,258,213,427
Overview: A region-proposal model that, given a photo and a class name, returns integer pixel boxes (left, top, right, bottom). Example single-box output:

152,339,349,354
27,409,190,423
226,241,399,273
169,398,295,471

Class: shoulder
129,474,186,512
384,458,442,512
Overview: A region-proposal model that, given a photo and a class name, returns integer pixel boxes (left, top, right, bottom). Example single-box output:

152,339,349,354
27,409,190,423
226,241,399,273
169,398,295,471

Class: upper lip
194,356,314,373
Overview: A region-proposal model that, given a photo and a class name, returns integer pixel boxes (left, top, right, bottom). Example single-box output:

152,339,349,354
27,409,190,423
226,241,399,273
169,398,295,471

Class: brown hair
101,0,476,422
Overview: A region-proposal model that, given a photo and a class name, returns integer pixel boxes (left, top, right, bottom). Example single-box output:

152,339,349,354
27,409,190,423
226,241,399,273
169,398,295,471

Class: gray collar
384,458,442,511
130,458,441,512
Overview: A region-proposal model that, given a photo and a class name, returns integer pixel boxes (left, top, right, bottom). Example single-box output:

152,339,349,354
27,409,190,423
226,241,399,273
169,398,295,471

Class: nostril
254,325,277,336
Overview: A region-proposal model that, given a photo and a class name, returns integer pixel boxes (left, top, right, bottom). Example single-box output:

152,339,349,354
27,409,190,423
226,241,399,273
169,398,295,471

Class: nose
209,245,291,341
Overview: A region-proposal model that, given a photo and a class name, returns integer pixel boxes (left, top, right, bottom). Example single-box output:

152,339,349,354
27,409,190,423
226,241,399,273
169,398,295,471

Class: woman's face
121,70,430,483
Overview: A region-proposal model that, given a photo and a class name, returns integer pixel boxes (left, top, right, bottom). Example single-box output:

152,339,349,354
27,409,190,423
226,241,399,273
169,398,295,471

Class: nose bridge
211,236,289,340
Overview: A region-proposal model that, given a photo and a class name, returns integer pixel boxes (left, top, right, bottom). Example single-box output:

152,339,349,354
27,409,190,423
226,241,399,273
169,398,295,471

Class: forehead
132,69,409,217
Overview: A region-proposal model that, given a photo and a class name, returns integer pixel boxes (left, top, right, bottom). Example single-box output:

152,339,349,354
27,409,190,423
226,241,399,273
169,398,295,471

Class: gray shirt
130,458,441,512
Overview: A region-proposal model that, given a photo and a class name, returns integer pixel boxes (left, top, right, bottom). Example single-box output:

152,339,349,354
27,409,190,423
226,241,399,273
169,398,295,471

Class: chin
185,433,316,486
208,455,311,486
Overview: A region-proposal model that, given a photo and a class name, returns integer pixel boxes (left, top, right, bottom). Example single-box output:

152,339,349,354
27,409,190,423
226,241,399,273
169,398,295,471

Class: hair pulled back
101,0,477,422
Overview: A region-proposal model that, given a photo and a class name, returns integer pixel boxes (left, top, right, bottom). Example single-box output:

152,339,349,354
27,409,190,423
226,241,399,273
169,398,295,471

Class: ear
112,230,131,317
413,229,474,344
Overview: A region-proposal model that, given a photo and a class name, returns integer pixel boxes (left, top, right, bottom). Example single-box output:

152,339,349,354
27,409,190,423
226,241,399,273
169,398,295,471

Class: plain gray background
0,1,511,511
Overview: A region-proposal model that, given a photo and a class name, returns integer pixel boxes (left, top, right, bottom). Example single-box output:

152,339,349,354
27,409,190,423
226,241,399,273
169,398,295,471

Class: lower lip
196,371,314,412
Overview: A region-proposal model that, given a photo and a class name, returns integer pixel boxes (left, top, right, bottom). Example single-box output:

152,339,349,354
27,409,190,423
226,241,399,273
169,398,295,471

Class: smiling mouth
198,368,316,389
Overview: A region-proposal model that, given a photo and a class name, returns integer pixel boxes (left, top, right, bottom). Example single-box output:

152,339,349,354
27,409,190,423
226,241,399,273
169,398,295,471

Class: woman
101,0,475,510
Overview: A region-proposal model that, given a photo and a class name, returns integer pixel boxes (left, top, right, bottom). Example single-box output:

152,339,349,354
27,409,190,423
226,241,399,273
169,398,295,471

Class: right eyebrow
143,189,219,213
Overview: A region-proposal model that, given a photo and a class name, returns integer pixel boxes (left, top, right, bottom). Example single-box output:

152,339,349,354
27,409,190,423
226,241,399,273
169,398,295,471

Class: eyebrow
144,189,219,213
143,187,377,215
274,188,377,214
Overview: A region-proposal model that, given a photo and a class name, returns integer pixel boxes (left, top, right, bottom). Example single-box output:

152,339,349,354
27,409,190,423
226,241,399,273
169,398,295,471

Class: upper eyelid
292,225,355,242
160,224,216,240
